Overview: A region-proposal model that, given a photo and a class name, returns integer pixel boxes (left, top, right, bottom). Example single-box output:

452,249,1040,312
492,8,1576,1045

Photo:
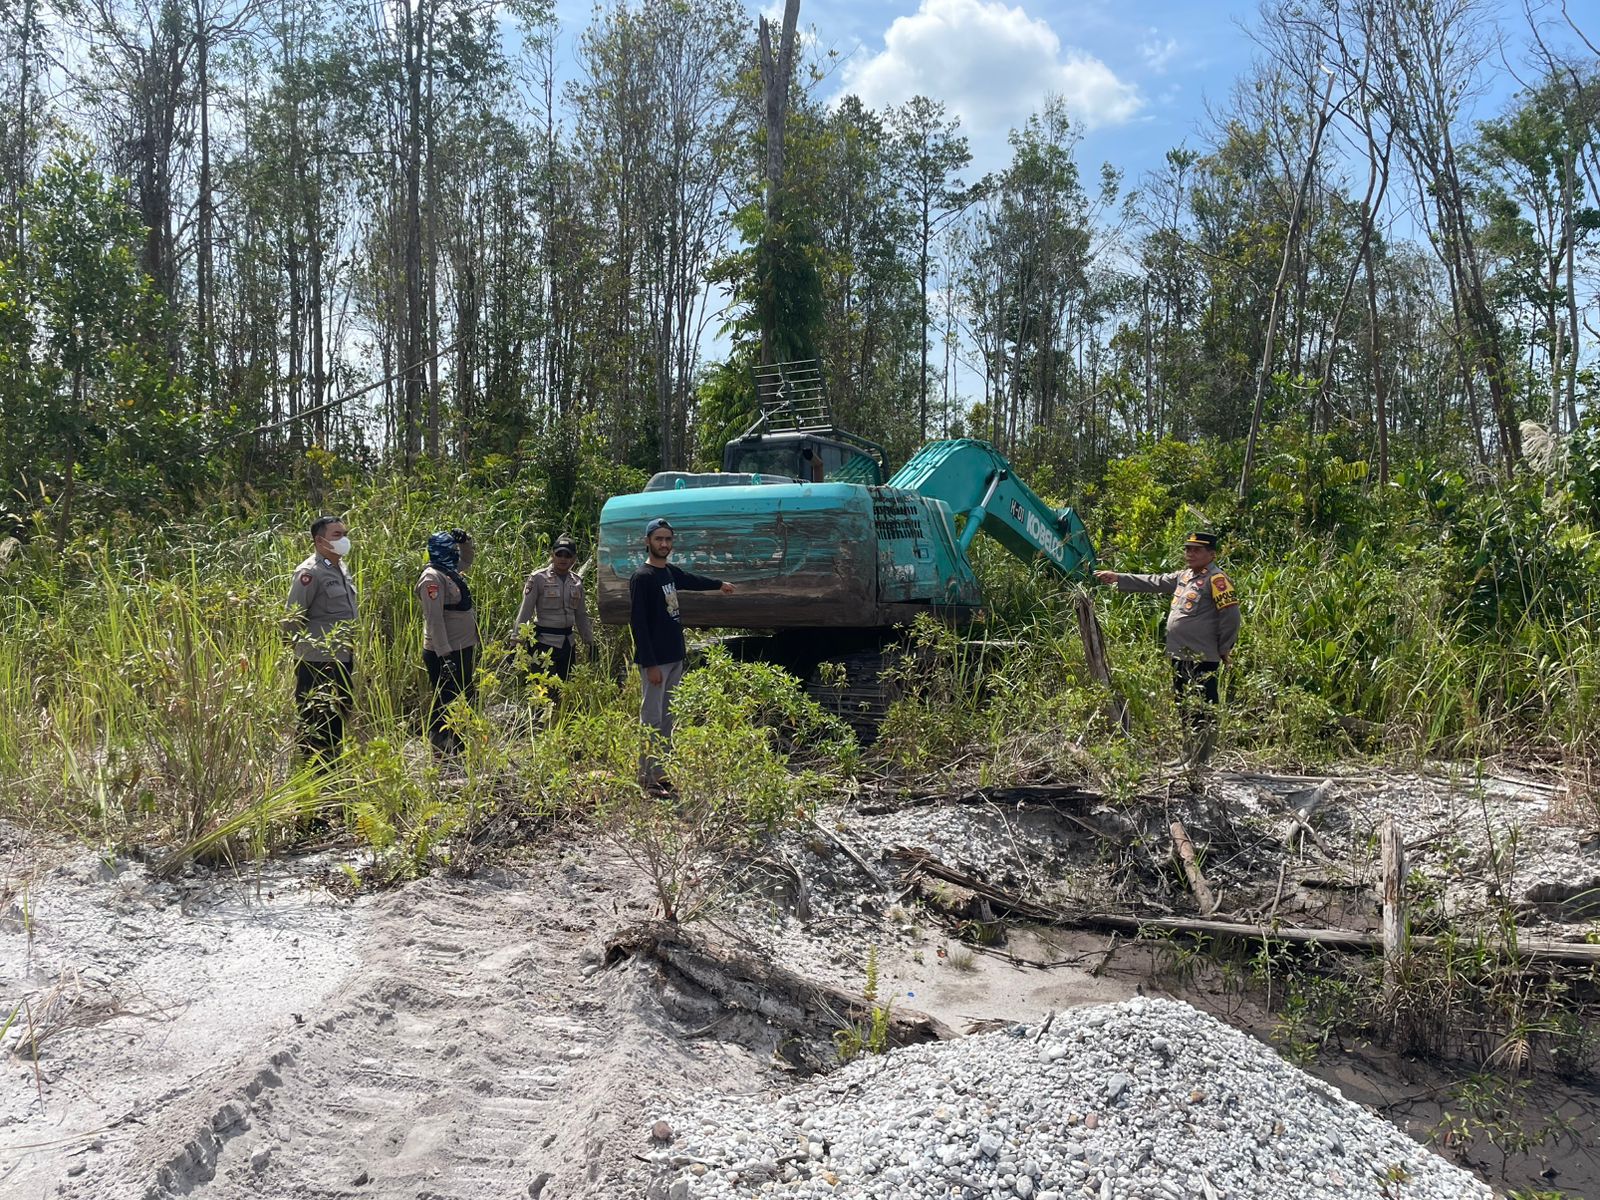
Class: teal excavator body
594,363,1095,632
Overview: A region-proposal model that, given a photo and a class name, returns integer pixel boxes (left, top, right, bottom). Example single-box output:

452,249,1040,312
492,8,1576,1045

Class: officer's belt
534,626,573,638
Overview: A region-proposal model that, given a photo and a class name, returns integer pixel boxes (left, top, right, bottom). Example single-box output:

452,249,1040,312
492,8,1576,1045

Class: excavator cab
720,361,888,485
721,431,884,484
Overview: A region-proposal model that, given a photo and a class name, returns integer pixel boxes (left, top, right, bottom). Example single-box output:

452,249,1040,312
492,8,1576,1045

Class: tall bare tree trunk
401,0,426,468
195,0,214,404
424,0,440,460
1561,145,1580,433
1239,67,1338,500
756,0,800,367
1363,230,1389,487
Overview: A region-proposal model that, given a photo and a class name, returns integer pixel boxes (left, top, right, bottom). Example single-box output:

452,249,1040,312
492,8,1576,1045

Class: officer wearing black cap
512,534,595,680
630,517,735,789
417,529,479,755
1095,531,1240,766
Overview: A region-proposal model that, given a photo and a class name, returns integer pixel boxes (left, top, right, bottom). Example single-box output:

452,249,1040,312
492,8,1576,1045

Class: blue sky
813,0,1258,179
538,0,1269,184
540,0,1564,191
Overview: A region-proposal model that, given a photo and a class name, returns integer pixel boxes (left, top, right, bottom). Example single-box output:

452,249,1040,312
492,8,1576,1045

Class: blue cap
645,518,673,536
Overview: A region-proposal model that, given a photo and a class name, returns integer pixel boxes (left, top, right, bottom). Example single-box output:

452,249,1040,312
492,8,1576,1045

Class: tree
0,152,204,543
756,0,800,367
959,99,1092,460
569,0,747,469
1366,0,1524,473
888,96,975,440
1472,73,1600,439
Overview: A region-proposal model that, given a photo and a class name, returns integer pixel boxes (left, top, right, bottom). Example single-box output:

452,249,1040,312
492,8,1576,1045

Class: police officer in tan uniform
512,534,594,680
1095,531,1240,766
417,529,480,755
283,514,359,758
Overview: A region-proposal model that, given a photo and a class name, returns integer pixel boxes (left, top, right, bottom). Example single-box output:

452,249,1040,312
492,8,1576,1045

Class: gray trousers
639,660,684,781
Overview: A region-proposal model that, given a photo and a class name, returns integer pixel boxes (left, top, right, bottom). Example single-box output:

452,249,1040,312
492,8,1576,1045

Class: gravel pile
650,997,1491,1200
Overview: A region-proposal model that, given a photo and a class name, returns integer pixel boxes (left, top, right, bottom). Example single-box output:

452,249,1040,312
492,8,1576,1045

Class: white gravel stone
651,998,1494,1200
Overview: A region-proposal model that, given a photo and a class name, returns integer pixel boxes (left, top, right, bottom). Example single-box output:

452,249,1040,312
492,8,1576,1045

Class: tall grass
950,508,1600,776
0,468,638,861
6,447,1600,857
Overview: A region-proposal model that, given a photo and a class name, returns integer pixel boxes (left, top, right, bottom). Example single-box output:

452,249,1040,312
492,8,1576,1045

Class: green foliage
0,151,208,541
0,471,649,874
606,650,846,922
1432,1075,1574,1182
835,944,893,1063
1090,437,1234,562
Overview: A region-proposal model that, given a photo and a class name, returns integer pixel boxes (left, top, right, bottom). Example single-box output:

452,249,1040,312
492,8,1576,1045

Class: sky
807,0,1257,179
538,0,1578,190
530,0,1584,395
538,0,1267,185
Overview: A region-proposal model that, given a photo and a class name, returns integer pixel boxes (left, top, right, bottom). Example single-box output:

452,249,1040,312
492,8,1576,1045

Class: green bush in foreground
607,649,853,921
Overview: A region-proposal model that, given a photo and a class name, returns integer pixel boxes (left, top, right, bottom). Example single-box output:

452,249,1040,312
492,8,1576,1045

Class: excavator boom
888,440,1096,580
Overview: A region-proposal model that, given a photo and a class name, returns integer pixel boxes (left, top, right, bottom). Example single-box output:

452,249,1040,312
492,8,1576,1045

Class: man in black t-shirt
629,517,735,789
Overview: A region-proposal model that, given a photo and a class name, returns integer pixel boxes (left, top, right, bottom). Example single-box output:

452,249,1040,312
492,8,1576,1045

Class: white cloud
838,0,1142,138
1140,34,1178,74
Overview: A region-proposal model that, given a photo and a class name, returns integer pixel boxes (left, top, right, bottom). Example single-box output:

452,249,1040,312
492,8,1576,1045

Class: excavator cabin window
722,435,880,485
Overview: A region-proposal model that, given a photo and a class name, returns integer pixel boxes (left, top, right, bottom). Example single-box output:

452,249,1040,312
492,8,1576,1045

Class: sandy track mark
35,848,757,1200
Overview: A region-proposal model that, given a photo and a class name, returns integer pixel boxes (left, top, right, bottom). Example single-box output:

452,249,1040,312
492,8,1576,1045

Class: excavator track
802,649,902,741
715,632,907,743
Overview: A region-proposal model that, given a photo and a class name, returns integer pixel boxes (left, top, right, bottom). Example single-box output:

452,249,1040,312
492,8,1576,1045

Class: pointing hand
1093,570,1118,585
720,582,736,594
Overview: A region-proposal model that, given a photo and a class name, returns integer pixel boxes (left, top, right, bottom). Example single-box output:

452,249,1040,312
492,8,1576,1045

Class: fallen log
890,848,1600,966
603,920,954,1064
1279,778,1334,855
807,817,888,891
856,784,1106,818
889,848,1063,924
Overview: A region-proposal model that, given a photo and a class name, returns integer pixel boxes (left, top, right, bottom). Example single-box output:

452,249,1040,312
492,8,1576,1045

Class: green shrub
606,650,847,922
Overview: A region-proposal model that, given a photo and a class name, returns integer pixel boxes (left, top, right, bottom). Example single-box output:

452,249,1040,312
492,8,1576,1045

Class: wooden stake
1074,589,1131,733
1381,815,1407,1003
1170,821,1219,915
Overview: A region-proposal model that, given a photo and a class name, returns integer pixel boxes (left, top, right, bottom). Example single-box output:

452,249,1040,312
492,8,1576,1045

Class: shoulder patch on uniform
1210,573,1239,608
299,571,313,586
426,583,439,601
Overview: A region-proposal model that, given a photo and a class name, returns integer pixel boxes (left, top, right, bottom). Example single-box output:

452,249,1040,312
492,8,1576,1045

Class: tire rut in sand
67,854,756,1200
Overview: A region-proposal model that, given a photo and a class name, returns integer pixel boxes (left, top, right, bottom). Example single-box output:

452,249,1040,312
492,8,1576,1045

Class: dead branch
889,849,1600,965
1170,821,1219,915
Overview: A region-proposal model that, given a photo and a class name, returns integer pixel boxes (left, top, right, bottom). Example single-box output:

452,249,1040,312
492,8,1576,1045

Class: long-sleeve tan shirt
416,566,480,656
1116,565,1241,662
283,554,358,663
513,566,594,649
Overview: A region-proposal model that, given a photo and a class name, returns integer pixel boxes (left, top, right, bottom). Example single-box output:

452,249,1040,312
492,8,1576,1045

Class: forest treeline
2,0,1599,537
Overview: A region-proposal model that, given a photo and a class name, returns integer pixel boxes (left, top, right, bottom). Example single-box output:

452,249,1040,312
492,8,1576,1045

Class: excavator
594,360,1098,725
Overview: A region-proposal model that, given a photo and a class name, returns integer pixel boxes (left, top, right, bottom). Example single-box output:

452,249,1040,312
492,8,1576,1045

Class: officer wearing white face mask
283,513,359,758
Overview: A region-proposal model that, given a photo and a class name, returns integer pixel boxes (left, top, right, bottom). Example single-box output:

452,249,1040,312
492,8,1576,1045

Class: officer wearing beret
283,514,358,759
512,534,595,680
1095,532,1240,767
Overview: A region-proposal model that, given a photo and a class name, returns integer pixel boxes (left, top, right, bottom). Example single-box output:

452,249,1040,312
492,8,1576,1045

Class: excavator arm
886,439,1096,579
